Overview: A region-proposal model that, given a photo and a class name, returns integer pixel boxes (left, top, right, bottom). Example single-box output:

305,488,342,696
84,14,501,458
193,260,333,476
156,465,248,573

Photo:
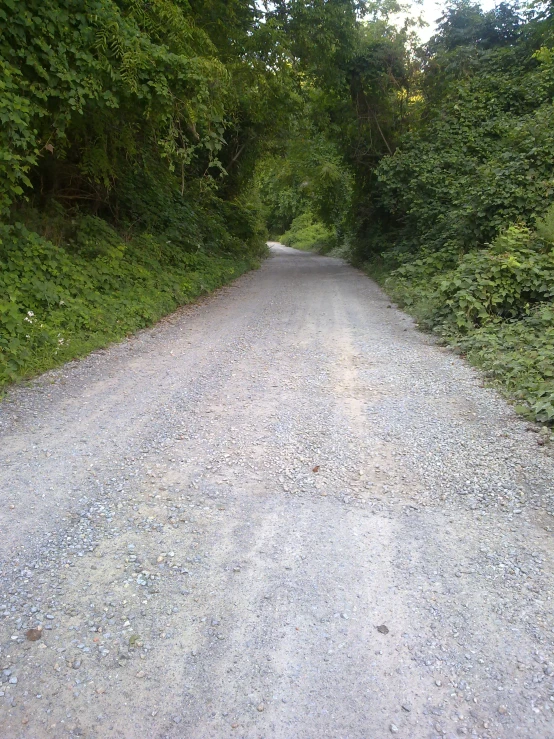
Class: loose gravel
0,243,553,738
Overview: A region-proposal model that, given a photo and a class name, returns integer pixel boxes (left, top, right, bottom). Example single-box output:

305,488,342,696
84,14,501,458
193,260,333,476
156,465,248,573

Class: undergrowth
279,212,337,253
365,214,554,425
0,215,263,387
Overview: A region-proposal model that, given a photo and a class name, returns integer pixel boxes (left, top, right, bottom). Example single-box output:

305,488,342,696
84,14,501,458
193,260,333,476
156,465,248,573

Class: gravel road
1,243,554,739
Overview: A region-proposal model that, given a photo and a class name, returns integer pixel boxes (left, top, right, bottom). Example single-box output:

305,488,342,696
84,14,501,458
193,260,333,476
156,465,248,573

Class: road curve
1,243,554,738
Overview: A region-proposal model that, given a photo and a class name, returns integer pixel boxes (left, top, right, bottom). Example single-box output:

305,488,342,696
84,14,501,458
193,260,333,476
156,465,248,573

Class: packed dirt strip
0,243,553,739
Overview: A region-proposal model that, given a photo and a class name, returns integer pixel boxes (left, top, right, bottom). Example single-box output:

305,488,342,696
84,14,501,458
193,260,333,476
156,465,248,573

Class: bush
433,225,554,331
279,212,336,252
369,216,554,424
456,304,554,424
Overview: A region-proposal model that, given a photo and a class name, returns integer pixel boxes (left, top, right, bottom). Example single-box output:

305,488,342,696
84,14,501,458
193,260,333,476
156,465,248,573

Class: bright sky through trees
395,0,498,40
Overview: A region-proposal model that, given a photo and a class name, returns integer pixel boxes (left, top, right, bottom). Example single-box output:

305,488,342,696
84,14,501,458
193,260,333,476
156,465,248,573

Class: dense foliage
260,0,554,424
2,0,554,423
366,2,554,424
0,0,367,384
279,212,337,252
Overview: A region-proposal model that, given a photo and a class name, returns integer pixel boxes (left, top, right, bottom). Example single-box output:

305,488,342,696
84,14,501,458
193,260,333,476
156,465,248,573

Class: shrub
434,225,554,331
371,215,554,424
279,212,336,252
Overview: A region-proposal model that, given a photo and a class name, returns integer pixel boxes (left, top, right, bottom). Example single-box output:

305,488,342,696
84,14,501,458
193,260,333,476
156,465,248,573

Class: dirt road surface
1,243,554,739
